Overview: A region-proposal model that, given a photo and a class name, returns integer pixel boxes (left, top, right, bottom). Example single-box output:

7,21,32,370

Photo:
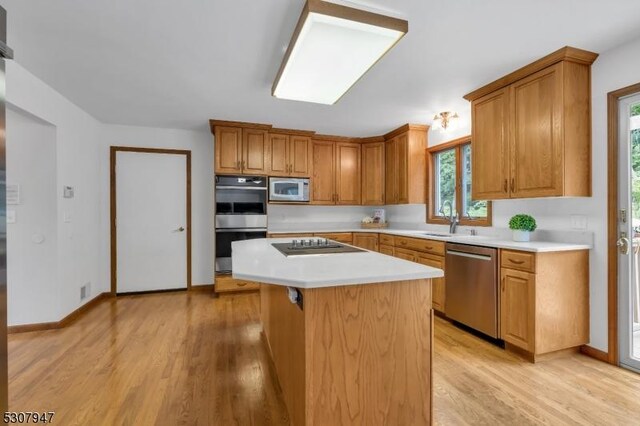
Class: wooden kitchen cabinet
242,128,270,174
465,47,597,200
500,268,535,351
335,142,361,204
361,141,385,205
214,126,243,174
268,133,312,177
379,244,394,256
311,139,361,205
499,249,589,362
384,125,428,204
352,233,379,251
417,253,446,313
471,88,510,199
213,122,270,175
394,247,416,262
314,232,353,244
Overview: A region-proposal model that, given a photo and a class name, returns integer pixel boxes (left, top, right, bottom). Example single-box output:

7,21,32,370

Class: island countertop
232,238,444,288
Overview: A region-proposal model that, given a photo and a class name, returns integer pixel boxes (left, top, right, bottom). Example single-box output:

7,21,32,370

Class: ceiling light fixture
432,112,459,132
272,0,408,105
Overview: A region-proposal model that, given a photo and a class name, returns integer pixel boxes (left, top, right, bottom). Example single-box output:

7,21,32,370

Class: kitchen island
232,238,444,426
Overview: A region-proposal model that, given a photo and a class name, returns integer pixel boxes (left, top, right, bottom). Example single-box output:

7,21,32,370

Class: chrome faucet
439,200,459,234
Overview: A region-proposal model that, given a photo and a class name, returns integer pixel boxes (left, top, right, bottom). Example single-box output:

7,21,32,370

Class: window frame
427,135,492,227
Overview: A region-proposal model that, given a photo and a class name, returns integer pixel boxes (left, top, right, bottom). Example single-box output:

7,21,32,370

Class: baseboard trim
580,345,610,363
8,292,113,334
189,284,214,292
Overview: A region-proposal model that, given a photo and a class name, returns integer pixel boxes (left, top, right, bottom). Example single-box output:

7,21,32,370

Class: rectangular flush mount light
272,0,408,105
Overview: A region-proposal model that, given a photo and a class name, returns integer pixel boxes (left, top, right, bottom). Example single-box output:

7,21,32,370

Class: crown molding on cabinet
463,46,599,101
383,123,430,140
270,128,316,136
209,119,273,133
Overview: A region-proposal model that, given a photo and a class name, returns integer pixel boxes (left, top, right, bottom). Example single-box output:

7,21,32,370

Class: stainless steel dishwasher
445,243,498,338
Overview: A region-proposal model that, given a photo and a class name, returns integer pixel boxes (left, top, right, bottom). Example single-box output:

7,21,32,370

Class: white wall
6,61,103,324
6,107,58,324
99,125,214,286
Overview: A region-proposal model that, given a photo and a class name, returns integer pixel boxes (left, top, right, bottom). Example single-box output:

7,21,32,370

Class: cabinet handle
510,178,515,192
508,258,525,265
501,277,505,292
504,179,508,192
289,164,292,173
242,161,246,170
236,161,240,170
237,282,247,287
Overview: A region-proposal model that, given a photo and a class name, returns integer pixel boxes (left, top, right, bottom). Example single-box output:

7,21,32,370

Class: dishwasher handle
446,249,493,261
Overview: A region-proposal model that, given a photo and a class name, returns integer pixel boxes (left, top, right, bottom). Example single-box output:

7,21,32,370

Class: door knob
174,227,185,232
617,236,630,255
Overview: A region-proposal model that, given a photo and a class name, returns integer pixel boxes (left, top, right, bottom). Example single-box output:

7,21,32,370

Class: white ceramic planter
512,230,531,242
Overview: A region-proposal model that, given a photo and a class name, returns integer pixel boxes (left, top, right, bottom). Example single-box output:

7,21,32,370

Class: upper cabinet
361,140,385,205
465,47,598,200
212,121,272,175
384,125,428,205
268,131,312,177
311,139,361,205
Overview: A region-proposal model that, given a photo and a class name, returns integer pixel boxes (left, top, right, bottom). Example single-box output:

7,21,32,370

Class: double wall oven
215,175,267,274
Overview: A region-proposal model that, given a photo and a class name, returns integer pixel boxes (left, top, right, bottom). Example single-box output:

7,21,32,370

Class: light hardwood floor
8,291,640,425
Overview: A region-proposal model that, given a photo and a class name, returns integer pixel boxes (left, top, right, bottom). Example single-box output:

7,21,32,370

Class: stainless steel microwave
269,177,310,202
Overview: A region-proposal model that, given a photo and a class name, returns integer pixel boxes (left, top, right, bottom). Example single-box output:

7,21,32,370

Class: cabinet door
361,142,385,205
385,139,397,204
242,128,269,174
396,133,410,204
416,254,445,313
379,244,394,256
269,133,289,176
472,88,510,200
335,142,361,205
290,136,312,177
500,268,535,351
510,63,564,198
394,247,416,262
215,126,242,174
352,233,379,251
311,140,336,204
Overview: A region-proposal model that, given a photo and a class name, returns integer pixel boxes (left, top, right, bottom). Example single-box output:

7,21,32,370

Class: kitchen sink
418,232,455,238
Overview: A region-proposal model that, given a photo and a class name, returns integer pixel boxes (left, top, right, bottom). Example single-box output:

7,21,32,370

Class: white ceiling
1,0,639,136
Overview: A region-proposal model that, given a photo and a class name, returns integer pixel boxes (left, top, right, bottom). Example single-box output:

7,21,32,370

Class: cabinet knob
503,179,508,192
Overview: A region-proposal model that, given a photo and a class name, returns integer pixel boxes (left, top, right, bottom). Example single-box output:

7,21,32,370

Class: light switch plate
63,186,74,198
6,210,15,224
570,214,588,230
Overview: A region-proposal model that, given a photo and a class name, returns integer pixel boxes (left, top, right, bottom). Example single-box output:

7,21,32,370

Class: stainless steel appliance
445,243,498,338
272,238,365,257
269,177,309,202
215,175,267,273
0,6,10,410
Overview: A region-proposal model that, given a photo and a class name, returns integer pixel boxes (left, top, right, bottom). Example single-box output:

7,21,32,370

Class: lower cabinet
499,249,589,361
352,233,379,251
416,253,446,313
379,244,394,256
315,232,353,244
393,247,416,261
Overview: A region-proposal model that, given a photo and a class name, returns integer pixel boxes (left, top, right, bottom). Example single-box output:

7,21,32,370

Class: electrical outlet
80,282,90,300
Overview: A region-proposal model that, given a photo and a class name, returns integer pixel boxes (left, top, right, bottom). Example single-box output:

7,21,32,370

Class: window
427,136,491,226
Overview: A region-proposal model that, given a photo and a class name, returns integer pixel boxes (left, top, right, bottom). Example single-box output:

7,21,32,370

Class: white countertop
232,238,444,288
267,228,592,253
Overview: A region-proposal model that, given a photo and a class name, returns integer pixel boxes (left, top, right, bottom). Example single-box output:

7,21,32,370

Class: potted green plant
508,214,537,242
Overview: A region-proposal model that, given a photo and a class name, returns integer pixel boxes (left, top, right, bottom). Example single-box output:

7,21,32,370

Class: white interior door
618,92,640,372
116,151,188,293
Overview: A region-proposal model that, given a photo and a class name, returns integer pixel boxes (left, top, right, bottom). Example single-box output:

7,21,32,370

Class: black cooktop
271,239,365,257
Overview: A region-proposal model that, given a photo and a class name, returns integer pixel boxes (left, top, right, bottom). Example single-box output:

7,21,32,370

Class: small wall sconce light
432,111,459,131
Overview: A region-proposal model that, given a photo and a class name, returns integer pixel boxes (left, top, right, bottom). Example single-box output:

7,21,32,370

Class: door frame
608,82,640,365
110,146,192,294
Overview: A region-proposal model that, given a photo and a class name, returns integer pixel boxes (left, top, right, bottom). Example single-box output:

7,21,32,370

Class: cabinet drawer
379,244,394,256
501,250,536,273
394,247,417,262
379,234,394,245
315,232,353,244
394,236,445,256
215,275,260,293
